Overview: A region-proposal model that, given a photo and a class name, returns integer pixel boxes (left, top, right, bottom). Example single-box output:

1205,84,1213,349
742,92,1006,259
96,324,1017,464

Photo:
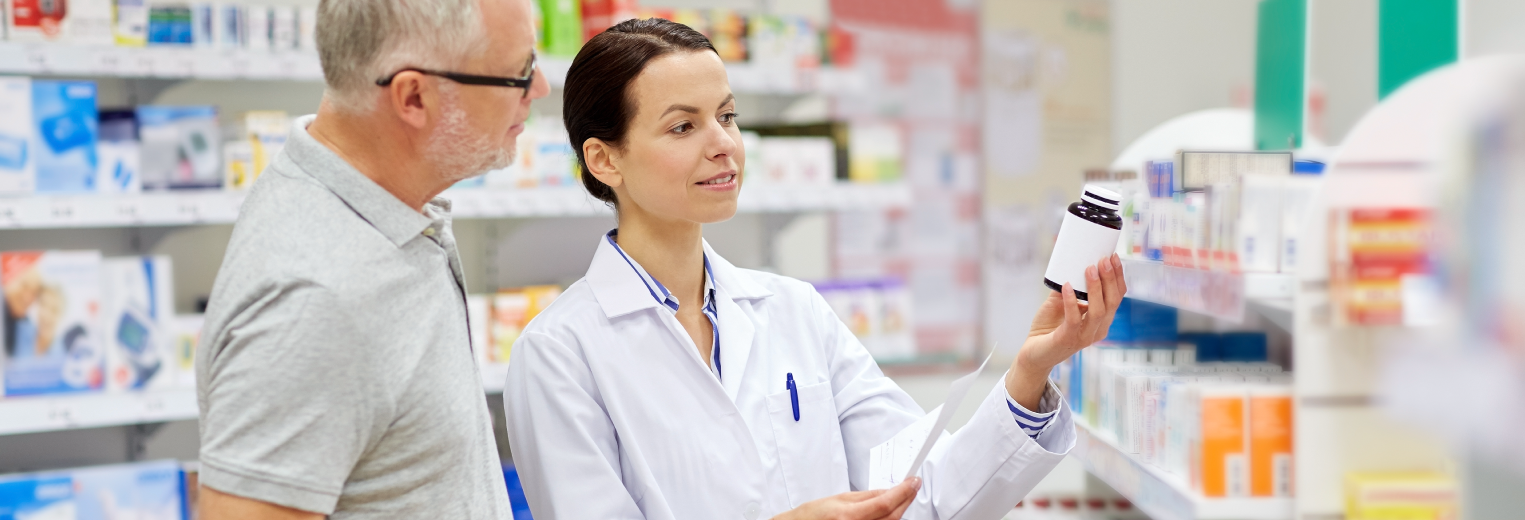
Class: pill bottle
1044,185,1123,301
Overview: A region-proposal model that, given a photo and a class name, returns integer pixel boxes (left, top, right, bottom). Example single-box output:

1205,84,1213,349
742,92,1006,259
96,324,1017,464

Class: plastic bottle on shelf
1043,185,1123,301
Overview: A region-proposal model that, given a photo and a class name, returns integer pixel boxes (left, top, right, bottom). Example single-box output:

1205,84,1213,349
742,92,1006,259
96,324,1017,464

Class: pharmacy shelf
0,183,910,229
0,388,198,437
0,42,324,79
1072,419,1293,520
1119,258,1294,322
0,43,859,95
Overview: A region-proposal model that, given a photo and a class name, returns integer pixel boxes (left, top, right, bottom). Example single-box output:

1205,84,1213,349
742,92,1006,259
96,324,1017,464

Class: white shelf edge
0,184,910,230
1072,419,1293,520
0,388,199,437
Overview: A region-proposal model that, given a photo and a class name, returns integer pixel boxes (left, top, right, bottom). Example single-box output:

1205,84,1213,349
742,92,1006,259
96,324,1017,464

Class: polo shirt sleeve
198,283,395,514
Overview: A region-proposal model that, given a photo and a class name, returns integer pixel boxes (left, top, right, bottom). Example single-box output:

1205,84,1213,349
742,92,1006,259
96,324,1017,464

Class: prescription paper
868,347,997,489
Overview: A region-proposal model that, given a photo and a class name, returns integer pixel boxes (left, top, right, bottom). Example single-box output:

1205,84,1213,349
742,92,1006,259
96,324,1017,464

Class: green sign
1255,0,1306,151
1378,0,1458,99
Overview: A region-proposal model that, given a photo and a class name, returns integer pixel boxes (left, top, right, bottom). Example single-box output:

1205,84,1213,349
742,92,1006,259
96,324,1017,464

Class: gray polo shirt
196,115,511,519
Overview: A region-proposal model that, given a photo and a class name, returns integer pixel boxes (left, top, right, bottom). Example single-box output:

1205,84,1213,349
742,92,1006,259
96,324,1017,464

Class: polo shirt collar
286,115,438,247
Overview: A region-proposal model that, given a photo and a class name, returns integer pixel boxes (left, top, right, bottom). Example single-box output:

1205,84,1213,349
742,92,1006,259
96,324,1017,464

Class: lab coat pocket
766,379,850,507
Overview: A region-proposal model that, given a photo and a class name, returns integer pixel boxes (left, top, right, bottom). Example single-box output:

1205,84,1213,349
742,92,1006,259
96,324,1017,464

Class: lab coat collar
586,232,774,319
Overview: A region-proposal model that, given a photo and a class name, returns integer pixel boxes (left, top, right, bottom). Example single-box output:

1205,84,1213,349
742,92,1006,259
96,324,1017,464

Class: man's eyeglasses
375,51,537,98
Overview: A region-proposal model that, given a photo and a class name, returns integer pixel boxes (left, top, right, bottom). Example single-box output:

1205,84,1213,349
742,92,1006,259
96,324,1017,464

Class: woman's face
610,50,743,224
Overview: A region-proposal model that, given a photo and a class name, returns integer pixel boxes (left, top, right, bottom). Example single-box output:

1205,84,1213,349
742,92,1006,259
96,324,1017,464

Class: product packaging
1280,174,1321,272
708,9,748,62
113,0,150,46
532,118,576,187
169,314,201,388
224,110,289,190
1248,385,1293,497
1344,472,1458,520
145,3,191,45
0,461,188,520
816,280,881,357
1043,185,1123,301
540,0,582,57
2,251,106,397
137,105,221,190
1235,174,1283,272
481,128,537,189
97,109,142,193
270,6,295,50
580,0,635,42
0,472,74,518
1197,385,1248,497
490,286,562,365
33,80,100,194
466,294,491,373
0,76,35,195
102,256,175,392
6,0,111,42
847,122,902,183
760,137,835,187
213,4,244,49
297,6,316,51
1329,208,1434,326
72,460,188,520
243,4,269,51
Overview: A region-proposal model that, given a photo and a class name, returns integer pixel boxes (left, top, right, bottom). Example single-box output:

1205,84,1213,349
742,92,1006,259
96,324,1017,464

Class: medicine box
1248,385,1293,497
113,0,149,46
97,109,142,193
137,105,221,190
2,250,106,397
6,0,110,42
33,80,100,194
1196,385,1248,497
0,76,34,195
102,256,176,392
1344,472,1458,520
170,314,202,388
0,460,188,520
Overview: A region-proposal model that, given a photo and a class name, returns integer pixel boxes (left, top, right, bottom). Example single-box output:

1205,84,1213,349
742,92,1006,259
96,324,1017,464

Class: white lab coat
503,237,1076,520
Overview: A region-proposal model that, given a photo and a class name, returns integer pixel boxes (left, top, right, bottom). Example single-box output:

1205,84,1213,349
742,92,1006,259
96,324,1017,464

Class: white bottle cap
1081,184,1121,210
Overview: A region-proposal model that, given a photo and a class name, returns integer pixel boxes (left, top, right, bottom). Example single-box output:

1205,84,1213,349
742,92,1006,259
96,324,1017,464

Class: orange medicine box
1249,385,1294,497
1198,386,1248,497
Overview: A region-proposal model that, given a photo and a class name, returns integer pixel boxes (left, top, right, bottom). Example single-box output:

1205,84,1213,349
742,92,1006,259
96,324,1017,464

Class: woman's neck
614,207,707,307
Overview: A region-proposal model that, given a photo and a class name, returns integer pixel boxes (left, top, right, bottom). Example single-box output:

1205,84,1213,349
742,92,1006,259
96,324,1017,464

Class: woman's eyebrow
661,94,737,118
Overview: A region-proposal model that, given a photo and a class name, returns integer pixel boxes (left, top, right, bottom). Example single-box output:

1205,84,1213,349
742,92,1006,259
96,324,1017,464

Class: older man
194,0,548,518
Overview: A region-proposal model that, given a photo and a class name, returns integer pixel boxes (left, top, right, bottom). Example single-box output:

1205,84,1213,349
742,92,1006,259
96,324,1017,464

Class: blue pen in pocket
786,372,799,421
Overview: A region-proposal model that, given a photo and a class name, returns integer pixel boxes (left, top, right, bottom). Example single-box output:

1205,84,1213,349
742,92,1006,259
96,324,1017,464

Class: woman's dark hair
563,18,718,207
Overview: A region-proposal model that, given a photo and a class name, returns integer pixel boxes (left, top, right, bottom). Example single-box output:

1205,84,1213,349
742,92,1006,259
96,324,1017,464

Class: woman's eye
720,112,738,124
672,122,694,134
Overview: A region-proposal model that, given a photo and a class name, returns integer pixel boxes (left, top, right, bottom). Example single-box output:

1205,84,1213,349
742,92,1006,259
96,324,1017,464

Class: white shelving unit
1119,258,1294,322
0,389,198,437
0,43,861,95
0,183,909,229
1073,420,1293,520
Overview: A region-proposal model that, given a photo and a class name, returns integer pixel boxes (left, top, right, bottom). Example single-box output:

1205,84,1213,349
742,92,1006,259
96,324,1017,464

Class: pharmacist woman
502,18,1126,520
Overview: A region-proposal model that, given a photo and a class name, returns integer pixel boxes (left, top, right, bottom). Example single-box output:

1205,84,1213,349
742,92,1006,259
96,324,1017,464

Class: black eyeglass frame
374,52,537,97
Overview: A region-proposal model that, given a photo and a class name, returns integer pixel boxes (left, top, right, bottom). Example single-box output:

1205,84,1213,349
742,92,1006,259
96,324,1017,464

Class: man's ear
384,71,435,130
583,138,624,190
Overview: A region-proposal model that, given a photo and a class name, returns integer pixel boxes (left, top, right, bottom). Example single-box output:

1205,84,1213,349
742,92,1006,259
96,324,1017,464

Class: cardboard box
0,460,187,520
1345,472,1458,520
113,0,150,46
490,286,562,365
1198,385,1248,497
137,105,221,190
1249,385,1293,497
0,76,34,195
169,314,201,388
2,251,105,397
33,80,100,194
101,256,175,392
97,109,142,193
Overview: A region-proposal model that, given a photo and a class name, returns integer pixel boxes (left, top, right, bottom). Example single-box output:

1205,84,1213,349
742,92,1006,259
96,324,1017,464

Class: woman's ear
582,138,624,190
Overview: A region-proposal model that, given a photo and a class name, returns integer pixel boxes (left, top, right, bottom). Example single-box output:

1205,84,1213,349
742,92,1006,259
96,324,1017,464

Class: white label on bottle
1044,212,1122,295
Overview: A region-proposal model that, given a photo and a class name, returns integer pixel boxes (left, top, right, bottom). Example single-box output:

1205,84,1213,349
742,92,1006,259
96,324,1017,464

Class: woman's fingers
1061,282,1082,328
1101,254,1125,315
849,478,919,519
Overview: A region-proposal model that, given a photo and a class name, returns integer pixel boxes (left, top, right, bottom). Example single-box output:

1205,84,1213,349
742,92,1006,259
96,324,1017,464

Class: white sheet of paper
868,347,998,489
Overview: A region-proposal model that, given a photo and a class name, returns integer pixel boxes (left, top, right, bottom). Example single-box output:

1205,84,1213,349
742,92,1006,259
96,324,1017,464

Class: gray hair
316,0,487,112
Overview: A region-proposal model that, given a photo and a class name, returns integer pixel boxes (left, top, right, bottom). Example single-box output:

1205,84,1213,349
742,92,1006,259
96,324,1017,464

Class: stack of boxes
1059,298,1295,499
1117,152,1322,275
1,251,199,398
